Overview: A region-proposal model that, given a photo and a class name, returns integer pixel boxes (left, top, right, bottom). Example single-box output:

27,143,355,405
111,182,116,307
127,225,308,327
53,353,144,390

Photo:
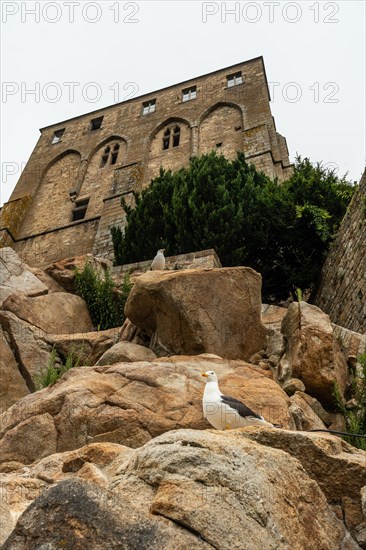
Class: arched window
100,143,120,167
162,126,180,150
162,129,171,150
100,146,110,168
173,126,180,147
111,143,120,165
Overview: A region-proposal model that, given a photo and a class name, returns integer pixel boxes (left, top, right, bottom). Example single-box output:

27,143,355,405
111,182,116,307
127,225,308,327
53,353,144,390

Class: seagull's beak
201,373,208,377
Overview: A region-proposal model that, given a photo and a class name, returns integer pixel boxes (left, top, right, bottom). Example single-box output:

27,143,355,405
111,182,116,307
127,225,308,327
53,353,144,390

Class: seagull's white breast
202,380,270,430
151,252,165,271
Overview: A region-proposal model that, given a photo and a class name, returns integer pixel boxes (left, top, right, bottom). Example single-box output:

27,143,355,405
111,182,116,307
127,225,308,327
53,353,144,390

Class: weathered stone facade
315,170,366,334
1,57,292,267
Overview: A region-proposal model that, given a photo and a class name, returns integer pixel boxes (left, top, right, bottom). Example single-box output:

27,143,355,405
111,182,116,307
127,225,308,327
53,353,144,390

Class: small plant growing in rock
296,288,303,302
333,353,366,450
75,262,132,330
34,346,84,390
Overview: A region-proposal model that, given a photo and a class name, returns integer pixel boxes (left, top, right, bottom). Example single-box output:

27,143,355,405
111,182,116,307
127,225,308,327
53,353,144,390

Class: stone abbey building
0,56,292,267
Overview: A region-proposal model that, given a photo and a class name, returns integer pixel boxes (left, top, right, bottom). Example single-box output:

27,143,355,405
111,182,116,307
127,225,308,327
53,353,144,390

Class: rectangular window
72,198,89,221
142,99,156,115
226,72,243,88
51,129,65,144
182,86,197,102
90,116,104,131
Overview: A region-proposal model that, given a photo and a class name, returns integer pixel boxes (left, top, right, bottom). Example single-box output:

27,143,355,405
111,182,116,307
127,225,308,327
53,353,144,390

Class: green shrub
333,353,366,450
34,345,83,390
111,152,354,302
110,225,124,266
75,262,132,330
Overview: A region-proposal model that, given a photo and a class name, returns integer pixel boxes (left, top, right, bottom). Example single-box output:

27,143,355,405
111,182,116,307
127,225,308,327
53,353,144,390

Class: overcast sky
1,0,365,206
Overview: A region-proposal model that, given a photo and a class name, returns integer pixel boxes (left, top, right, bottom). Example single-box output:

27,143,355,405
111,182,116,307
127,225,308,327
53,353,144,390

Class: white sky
1,0,365,206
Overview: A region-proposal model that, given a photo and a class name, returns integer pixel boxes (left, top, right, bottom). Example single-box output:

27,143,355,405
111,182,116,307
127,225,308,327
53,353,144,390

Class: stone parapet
112,248,222,284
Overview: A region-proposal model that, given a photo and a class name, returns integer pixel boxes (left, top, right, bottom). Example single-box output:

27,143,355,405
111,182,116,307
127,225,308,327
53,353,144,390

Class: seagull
201,370,273,430
151,249,166,271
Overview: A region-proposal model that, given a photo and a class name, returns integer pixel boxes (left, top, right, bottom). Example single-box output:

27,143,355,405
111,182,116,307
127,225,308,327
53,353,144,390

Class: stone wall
112,249,222,284
314,169,366,333
0,56,292,267
0,197,32,247
12,219,100,268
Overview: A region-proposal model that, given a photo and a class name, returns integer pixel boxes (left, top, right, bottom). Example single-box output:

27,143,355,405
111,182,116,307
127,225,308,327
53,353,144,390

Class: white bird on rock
201,370,273,430
151,249,166,271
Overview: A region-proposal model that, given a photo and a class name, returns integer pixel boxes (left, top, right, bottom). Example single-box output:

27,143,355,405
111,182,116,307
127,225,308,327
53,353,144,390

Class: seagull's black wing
220,395,263,420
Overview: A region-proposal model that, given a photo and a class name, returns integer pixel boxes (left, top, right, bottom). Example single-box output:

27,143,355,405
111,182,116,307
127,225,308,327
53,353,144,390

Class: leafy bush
75,262,132,330
34,346,84,390
111,152,354,302
333,354,366,450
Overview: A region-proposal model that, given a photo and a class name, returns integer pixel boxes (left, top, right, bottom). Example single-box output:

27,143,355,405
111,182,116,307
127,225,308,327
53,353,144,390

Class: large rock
125,267,267,360
243,427,366,539
294,391,332,427
49,327,120,365
0,356,292,467
261,303,287,331
289,392,328,431
28,266,66,293
2,292,93,335
278,302,348,407
2,429,360,549
0,413,58,465
332,323,366,364
0,312,54,391
0,442,131,544
0,327,29,413
0,247,47,306
96,341,157,365
45,254,111,292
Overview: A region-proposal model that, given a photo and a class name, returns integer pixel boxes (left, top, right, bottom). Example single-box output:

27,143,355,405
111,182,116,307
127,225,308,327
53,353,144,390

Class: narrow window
90,116,104,131
72,198,89,221
100,155,109,168
111,144,120,165
162,128,171,150
111,154,118,165
142,99,156,115
100,146,110,168
51,129,65,144
182,86,197,102
172,126,180,147
226,72,243,88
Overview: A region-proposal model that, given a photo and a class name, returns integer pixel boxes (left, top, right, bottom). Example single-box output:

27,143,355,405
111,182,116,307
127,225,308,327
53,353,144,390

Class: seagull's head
201,370,218,383
158,249,165,254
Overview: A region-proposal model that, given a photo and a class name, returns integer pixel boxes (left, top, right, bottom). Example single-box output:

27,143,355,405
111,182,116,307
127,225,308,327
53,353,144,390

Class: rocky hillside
0,247,365,548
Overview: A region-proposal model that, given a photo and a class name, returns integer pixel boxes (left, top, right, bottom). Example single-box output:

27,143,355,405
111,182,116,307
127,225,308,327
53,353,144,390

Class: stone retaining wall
314,169,366,333
112,249,222,284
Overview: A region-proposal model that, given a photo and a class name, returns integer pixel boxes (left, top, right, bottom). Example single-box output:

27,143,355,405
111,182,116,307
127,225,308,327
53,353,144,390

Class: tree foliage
112,152,354,302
